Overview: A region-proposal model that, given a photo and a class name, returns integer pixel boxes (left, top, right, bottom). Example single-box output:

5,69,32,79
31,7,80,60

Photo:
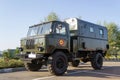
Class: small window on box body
100,29,104,35
90,27,94,32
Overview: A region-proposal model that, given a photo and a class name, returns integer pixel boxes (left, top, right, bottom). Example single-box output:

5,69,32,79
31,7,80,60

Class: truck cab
20,21,70,55
19,21,71,75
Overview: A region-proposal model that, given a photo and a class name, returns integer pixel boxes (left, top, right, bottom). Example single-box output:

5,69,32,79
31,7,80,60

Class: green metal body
20,18,108,59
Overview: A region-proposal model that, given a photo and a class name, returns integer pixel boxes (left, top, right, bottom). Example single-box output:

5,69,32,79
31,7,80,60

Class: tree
104,22,120,59
15,47,20,55
15,47,20,59
2,51,10,61
44,12,60,21
2,49,17,60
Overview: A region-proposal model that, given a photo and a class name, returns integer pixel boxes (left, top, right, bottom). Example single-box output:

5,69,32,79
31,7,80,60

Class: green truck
19,18,109,75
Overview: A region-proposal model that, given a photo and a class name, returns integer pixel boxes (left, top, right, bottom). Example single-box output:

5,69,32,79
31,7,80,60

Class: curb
0,67,26,73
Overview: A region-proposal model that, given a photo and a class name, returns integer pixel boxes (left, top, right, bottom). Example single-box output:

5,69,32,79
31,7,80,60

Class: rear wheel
91,53,103,70
24,60,42,71
48,51,68,75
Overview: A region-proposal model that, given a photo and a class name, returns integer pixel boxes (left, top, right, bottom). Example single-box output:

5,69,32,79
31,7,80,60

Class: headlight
19,47,23,51
38,47,44,52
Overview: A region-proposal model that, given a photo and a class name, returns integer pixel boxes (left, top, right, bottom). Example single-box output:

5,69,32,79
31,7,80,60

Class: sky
0,0,120,51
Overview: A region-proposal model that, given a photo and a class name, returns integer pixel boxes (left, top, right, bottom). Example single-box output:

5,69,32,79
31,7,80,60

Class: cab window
55,23,66,35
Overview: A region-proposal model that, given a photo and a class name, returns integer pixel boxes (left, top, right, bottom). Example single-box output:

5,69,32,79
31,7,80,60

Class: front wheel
24,60,42,71
91,53,103,70
48,51,68,75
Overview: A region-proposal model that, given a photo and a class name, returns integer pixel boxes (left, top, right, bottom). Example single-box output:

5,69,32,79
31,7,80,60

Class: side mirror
57,24,62,30
49,29,52,33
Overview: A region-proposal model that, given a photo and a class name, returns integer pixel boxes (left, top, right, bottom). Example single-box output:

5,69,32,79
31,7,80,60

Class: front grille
26,39,35,49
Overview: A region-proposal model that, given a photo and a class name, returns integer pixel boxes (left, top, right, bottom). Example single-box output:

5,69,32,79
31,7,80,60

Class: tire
70,60,80,67
48,51,68,75
24,60,42,71
91,53,103,70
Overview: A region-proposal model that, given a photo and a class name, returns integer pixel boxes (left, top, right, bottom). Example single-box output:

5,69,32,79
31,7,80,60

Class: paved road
0,62,120,80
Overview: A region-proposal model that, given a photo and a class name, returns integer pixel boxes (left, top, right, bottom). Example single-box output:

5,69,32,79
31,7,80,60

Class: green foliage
0,58,8,68
2,51,10,59
105,22,118,45
2,48,20,59
44,12,59,21
104,22,120,58
15,47,20,55
0,58,24,69
14,47,20,59
0,48,23,69
8,59,24,68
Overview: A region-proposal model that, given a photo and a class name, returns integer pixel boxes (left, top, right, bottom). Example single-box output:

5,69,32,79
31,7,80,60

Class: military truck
19,18,109,75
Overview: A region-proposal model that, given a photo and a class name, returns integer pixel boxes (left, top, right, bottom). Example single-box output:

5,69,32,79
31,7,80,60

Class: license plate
28,53,36,58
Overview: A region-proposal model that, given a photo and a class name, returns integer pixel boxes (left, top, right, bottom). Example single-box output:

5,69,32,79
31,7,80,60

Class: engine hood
20,35,46,53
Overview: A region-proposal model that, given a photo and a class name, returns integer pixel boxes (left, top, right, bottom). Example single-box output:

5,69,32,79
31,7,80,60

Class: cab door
52,22,69,50
70,36,78,52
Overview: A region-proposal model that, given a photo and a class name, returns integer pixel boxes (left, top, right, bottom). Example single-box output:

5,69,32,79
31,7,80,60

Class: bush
0,58,8,68
8,59,24,68
0,58,24,69
2,51,10,59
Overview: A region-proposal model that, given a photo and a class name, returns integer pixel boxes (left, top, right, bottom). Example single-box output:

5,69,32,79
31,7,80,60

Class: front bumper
17,53,44,63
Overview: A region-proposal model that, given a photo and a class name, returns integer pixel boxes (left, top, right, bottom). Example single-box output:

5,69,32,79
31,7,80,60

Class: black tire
24,61,42,71
70,60,80,67
48,51,68,75
91,53,103,70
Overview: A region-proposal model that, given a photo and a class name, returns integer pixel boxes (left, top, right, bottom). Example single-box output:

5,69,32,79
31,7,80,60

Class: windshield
27,22,52,37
